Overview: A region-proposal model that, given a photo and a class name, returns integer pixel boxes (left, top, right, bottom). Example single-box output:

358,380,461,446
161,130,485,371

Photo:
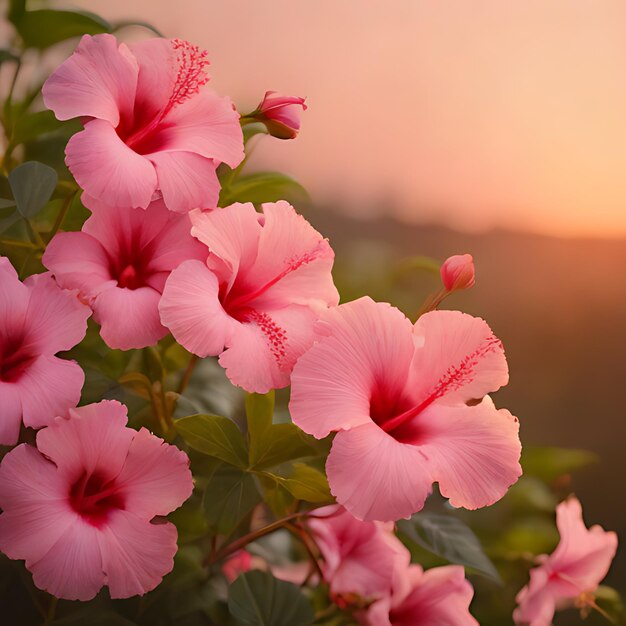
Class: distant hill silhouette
305,206,626,587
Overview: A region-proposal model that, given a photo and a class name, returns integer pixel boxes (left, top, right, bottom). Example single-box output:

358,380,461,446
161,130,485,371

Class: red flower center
0,332,36,383
69,470,125,527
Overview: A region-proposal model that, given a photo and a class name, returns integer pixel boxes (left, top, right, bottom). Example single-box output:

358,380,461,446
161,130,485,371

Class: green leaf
264,462,333,503
522,446,598,482
219,172,308,206
246,391,318,470
228,570,315,626
0,201,18,234
203,465,261,534
169,495,209,543
8,161,57,218
16,9,111,50
12,110,64,145
397,513,502,584
250,424,318,470
245,391,275,439
111,20,164,37
176,413,248,468
7,0,25,24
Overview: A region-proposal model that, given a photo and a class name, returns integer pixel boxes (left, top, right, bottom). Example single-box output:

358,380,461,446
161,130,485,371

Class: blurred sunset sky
71,0,626,238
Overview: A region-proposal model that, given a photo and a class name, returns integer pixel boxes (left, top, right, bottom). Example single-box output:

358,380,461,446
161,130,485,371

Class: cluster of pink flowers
0,31,618,621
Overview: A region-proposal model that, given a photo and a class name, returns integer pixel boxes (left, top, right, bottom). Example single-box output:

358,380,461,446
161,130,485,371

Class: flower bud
440,254,475,292
255,91,307,139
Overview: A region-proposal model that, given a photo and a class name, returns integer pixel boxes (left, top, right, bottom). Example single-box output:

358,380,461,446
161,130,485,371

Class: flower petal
115,427,193,518
326,423,432,522
409,310,508,406
19,356,84,430
159,260,236,356
147,151,220,213
219,305,317,393
189,203,262,288
0,445,72,564
36,400,132,480
66,119,157,209
418,397,522,510
290,298,414,439
93,285,167,350
157,91,244,168
42,33,138,126
98,510,178,598
30,520,104,601
23,272,90,354
244,201,338,310
0,383,23,445
43,231,113,297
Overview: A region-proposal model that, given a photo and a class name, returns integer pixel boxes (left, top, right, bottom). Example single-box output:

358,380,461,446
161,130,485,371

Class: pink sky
72,0,626,237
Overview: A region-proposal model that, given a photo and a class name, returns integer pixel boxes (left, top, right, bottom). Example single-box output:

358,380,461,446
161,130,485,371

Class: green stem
25,219,46,250
48,191,76,241
177,354,199,394
45,596,58,623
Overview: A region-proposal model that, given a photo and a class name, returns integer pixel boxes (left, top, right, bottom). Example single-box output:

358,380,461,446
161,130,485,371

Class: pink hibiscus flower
361,564,478,626
308,505,409,599
43,196,207,350
290,297,522,522
0,400,193,600
159,201,339,393
0,257,89,445
42,34,244,213
513,497,618,626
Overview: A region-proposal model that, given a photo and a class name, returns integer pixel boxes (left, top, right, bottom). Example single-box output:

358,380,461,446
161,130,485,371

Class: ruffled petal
127,38,178,123
513,568,557,626
159,260,236,356
115,427,193,518
147,150,220,213
290,298,414,439
219,305,317,393
66,119,157,209
189,203,261,287
98,510,178,598
23,272,90,354
244,201,338,310
156,91,244,168
29,520,104,601
418,397,522,510
93,285,167,350
390,565,478,626
18,356,84,430
326,423,432,522
42,231,113,297
0,256,29,328
0,383,23,445
0,445,72,564
551,497,618,591
409,310,508,406
42,33,138,125
36,400,132,480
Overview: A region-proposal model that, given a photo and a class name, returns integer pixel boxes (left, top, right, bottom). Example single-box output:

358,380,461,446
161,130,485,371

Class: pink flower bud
440,254,475,292
256,91,307,139
222,550,252,582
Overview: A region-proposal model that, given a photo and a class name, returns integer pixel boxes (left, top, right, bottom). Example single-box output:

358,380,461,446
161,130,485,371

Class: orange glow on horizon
70,0,626,238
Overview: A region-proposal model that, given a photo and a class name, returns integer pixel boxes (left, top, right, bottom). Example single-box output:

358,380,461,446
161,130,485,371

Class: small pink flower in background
290,296,522,522
441,253,475,292
514,497,618,626
43,196,207,350
254,91,307,139
42,34,244,213
0,257,89,445
222,550,252,582
308,505,409,599
361,564,478,626
0,400,193,600
159,200,339,393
